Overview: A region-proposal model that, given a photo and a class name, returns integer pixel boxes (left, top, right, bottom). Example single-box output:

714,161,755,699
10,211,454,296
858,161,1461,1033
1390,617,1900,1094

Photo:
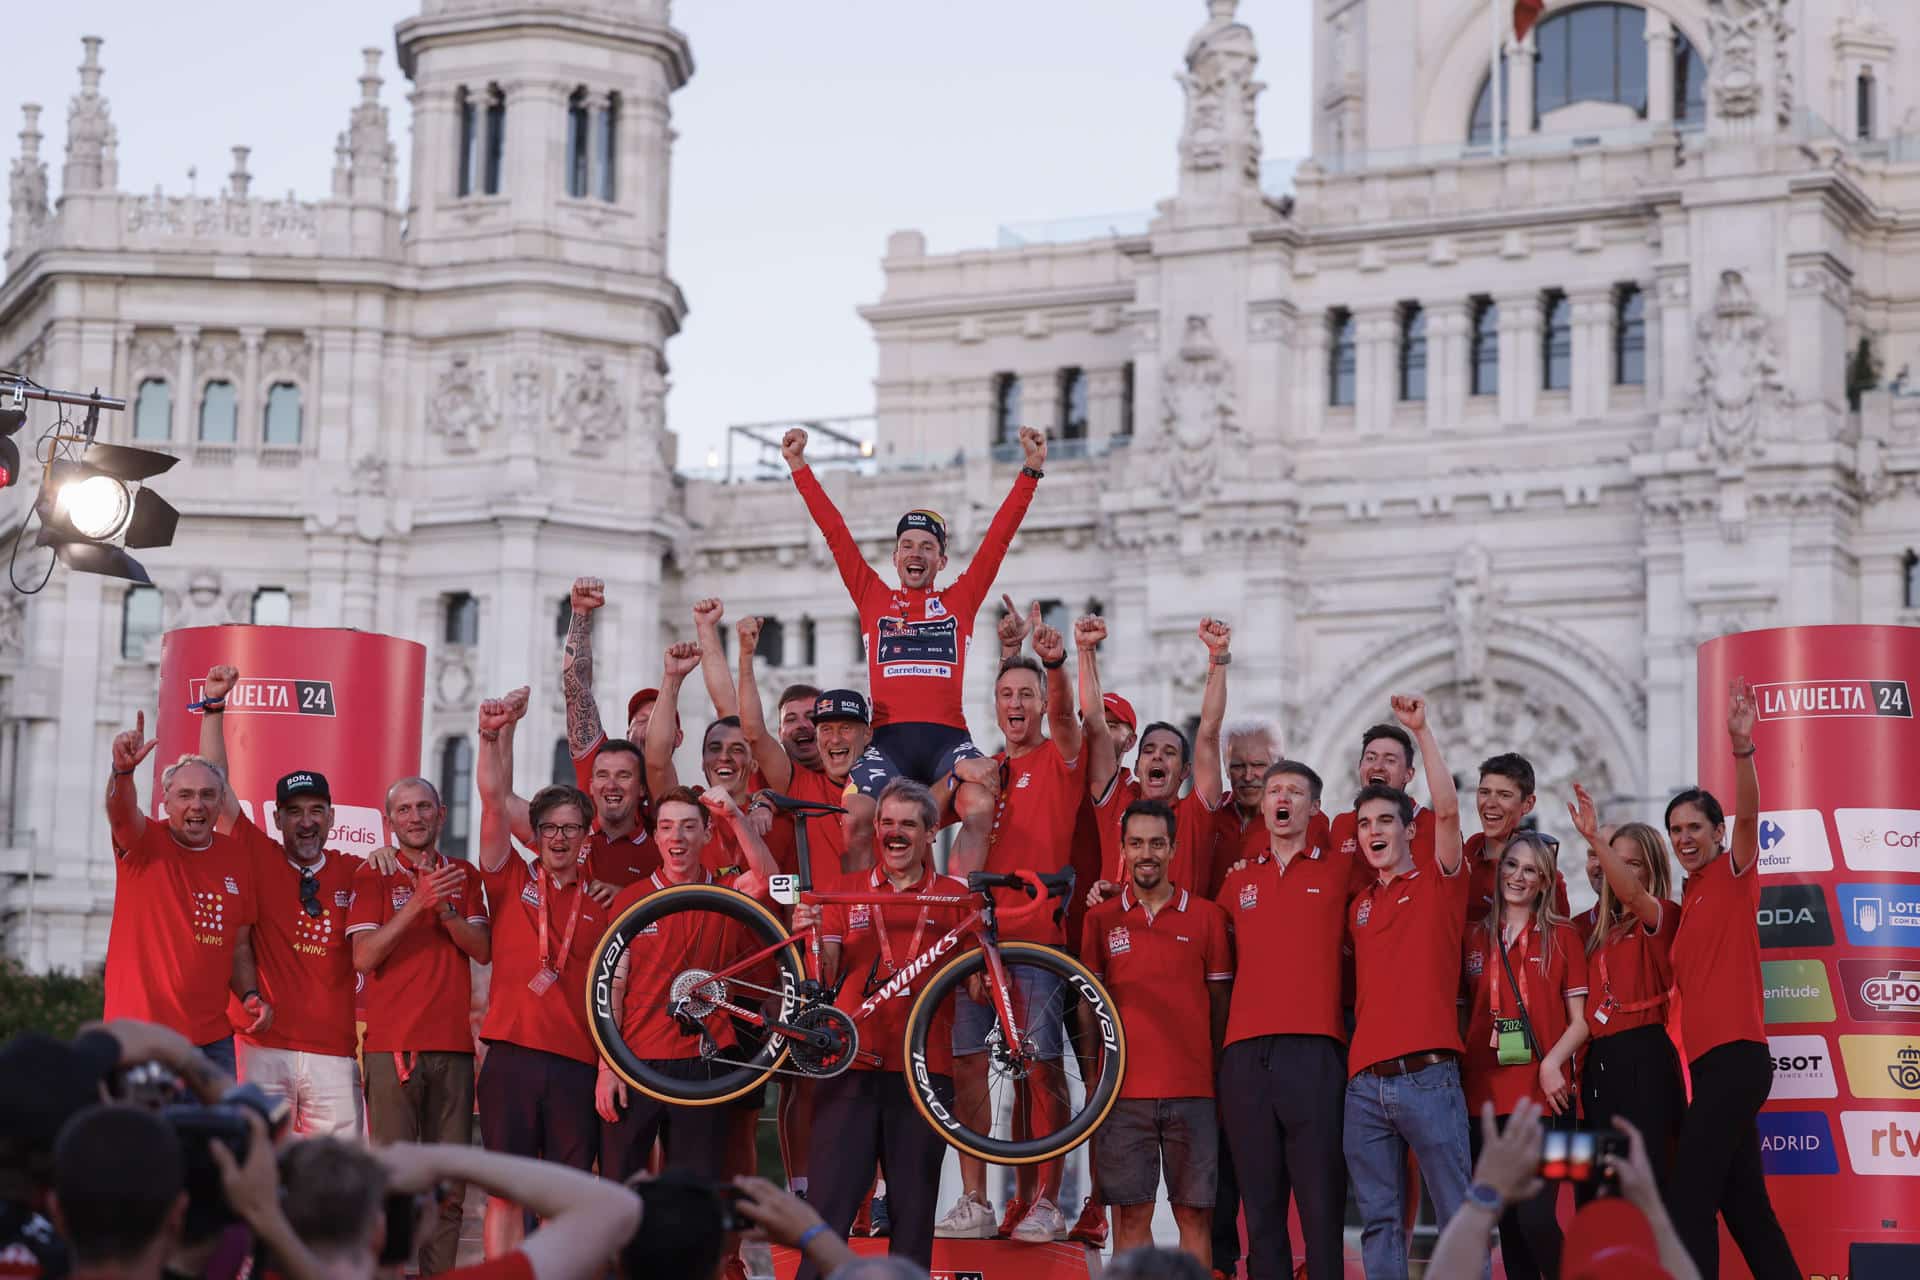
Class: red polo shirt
1081,886,1232,1099
1092,776,1220,893
819,865,972,1074
105,822,259,1044
581,825,657,890
1460,920,1588,1115
479,854,607,1065
608,869,775,1060
231,817,360,1058
1347,858,1471,1077
1332,805,1436,897
1460,834,1571,927
1216,839,1354,1048
346,852,488,1054
1585,903,1678,1039
985,740,1083,943
1672,851,1764,1062
1213,808,1333,898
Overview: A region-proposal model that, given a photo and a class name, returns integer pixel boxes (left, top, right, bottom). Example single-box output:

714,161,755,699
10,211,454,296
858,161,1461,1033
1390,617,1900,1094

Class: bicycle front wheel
902,941,1125,1163
585,883,805,1107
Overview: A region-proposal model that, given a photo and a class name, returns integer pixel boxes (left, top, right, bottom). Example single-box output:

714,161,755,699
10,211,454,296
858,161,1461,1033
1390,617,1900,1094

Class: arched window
1858,69,1876,141
594,93,619,201
250,587,291,626
1058,367,1088,440
439,737,473,858
263,383,301,446
1398,304,1427,402
198,380,237,442
800,616,818,666
444,591,479,646
484,86,506,195
121,585,162,661
1614,285,1646,386
1470,4,1707,142
566,90,591,199
457,88,478,197
134,378,171,441
551,737,573,786
1673,33,1707,127
759,617,787,667
1328,309,1357,407
993,373,1022,444
1470,297,1500,397
1542,291,1572,391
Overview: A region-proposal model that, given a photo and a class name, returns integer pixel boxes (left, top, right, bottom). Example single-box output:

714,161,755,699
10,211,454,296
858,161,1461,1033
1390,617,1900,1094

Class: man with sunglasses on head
196,663,362,1138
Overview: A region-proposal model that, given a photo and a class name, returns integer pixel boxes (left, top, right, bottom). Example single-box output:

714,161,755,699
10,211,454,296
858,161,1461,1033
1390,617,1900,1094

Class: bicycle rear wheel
901,941,1125,1163
585,883,805,1107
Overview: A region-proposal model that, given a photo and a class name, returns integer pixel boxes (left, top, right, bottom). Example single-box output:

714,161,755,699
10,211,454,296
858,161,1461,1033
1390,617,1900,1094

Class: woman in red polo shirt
1666,678,1799,1280
1567,786,1684,1203
1460,830,1590,1280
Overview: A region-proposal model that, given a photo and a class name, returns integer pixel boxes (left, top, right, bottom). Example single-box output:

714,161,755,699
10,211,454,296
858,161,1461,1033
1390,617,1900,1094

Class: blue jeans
197,1036,237,1078
1342,1057,1478,1280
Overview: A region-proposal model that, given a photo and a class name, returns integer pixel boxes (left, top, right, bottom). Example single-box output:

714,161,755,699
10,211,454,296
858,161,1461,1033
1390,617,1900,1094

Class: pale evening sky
6,1,1313,466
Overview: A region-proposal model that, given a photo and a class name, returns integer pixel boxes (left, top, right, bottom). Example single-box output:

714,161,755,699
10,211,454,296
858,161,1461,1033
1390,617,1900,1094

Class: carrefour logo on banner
189,677,336,717
1837,1036,1920,1100
1835,883,1920,948
1832,809,1920,873
1757,1111,1838,1175
1762,959,1836,1024
1838,1111,1920,1176
1753,809,1832,876
264,802,385,851
1767,1035,1837,1099
1755,678,1911,721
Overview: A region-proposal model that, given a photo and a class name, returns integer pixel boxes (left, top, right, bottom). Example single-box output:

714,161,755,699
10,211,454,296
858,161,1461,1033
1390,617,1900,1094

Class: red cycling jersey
792,464,1038,730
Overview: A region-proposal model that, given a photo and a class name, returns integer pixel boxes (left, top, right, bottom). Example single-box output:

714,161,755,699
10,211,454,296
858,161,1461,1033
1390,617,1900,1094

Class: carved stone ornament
9,105,50,243
163,569,240,633
426,354,496,453
1158,314,1242,500
506,359,544,433
1692,269,1787,462
261,334,312,379
434,647,476,710
556,356,624,453
1446,543,1495,688
1707,1,1789,125
1179,0,1264,183
0,594,24,659
129,331,175,376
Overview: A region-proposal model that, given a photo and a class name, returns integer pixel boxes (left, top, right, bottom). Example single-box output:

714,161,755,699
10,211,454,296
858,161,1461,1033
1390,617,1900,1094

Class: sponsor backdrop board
155,626,428,853
1699,626,1920,1277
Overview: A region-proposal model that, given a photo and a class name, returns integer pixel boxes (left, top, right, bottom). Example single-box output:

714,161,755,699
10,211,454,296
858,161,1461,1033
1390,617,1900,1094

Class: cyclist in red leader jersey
782,423,1047,871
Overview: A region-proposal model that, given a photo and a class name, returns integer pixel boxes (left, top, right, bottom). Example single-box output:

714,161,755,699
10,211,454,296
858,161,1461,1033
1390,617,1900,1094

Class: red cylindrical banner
155,626,427,852
1698,625,1920,1277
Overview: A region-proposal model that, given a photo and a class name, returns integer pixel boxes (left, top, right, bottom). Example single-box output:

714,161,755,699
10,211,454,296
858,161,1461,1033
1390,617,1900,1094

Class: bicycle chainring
785,1005,858,1078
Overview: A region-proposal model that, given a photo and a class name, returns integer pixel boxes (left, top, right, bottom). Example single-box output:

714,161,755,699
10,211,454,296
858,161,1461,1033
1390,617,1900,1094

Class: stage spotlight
33,445,180,584
58,473,132,540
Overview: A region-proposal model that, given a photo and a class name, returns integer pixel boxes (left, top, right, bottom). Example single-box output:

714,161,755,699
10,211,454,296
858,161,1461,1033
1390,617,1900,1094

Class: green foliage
0,958,106,1042
1847,336,1883,413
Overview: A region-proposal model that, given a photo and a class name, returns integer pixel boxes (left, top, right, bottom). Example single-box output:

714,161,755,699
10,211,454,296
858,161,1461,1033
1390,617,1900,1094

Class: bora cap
275,770,331,806
896,509,947,549
812,690,871,725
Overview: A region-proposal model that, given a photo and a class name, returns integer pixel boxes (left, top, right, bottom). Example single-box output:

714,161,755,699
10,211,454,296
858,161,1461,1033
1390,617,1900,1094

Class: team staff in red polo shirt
472,694,609,1259
1215,761,1352,1280
1341,695,1475,1280
1566,786,1683,1202
347,773,490,1275
1664,680,1799,1280
643,642,775,876
102,710,265,1077
1461,754,1569,924
1079,799,1232,1264
789,780,971,1280
1328,721,1436,879
1459,831,1589,1280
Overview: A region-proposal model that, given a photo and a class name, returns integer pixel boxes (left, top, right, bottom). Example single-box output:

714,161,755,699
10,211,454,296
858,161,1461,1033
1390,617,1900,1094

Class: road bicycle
584,791,1126,1163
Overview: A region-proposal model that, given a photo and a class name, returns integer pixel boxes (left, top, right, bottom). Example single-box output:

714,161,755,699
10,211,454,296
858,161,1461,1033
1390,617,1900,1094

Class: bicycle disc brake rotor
671,968,725,1020
787,1005,858,1078
985,1023,1035,1081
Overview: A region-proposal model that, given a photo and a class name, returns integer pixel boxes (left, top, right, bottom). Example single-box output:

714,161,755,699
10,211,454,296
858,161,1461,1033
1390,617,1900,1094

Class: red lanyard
1488,921,1534,1030
1595,918,1669,1015
872,892,933,977
535,864,586,977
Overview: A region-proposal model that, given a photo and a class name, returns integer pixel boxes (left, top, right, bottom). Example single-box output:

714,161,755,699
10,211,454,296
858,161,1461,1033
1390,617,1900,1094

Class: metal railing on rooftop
678,430,1131,484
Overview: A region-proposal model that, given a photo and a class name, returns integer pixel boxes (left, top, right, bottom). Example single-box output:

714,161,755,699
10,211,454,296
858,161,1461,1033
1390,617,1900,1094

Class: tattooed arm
564,577,608,759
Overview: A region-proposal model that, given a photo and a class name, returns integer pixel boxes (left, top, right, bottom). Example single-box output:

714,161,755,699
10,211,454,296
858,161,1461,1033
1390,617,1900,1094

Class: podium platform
770,1236,1098,1279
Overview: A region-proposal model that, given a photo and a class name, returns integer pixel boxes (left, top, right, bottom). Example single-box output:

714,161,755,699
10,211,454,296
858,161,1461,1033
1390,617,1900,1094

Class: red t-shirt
985,740,1084,943
230,818,360,1058
1081,887,1232,1099
582,826,657,890
1331,805,1436,898
479,855,608,1065
1460,834,1571,928
1584,902,1678,1039
105,822,259,1044
609,870,776,1060
820,866,972,1074
1217,842,1354,1048
1460,920,1589,1114
1092,776,1221,892
1212,807,1334,899
1672,850,1765,1062
345,852,488,1054
793,464,1037,729
1347,860,1472,1076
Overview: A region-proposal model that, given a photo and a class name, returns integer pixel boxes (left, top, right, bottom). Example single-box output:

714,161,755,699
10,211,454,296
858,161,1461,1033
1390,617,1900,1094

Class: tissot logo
1753,809,1832,876
1767,1035,1837,1100
1756,1111,1838,1175
1833,809,1920,873
1755,678,1911,721
189,676,336,717
1756,884,1833,949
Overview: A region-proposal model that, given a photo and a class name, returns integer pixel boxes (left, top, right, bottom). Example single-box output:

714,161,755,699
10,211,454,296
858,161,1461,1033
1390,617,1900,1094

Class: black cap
895,509,947,549
275,770,331,806
0,1030,121,1153
812,689,871,725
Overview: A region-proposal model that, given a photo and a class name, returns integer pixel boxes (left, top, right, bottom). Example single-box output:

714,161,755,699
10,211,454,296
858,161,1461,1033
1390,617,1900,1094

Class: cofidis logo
1766,1035,1837,1100
1762,959,1836,1025
1756,1111,1838,1175
1838,1111,1920,1176
1832,808,1920,874
1837,1035,1920,1100
1835,883,1920,947
1753,809,1833,876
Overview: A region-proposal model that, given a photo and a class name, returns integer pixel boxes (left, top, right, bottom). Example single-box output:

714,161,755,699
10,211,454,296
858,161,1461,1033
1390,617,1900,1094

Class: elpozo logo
1836,960,1920,1024
1755,883,1834,949
1835,883,1920,948
1756,1111,1838,1174
1753,809,1832,876
1838,1111,1920,1176
1832,808,1920,874
1837,1035,1920,1100
1762,959,1836,1025
1755,677,1911,721
1767,1035,1837,1100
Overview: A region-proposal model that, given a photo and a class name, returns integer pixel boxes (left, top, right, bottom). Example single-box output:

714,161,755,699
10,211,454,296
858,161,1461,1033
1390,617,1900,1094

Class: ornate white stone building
6,0,1920,970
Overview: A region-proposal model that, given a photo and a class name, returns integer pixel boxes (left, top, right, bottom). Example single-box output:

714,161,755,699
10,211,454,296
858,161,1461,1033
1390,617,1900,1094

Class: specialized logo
1838,1111,1920,1176
856,926,964,1019
1754,677,1910,721
1753,809,1832,876
1756,1111,1839,1175
1837,1035,1920,1100
1762,959,1835,1025
1835,883,1920,947
1766,1035,1836,1100
188,676,336,717
1238,882,1258,911
1107,926,1131,956
1837,961,1920,1023
1833,808,1920,873
1756,883,1834,949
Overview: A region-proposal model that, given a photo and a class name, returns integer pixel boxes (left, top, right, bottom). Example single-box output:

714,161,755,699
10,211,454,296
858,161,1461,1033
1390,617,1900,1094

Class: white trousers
237,1042,364,1139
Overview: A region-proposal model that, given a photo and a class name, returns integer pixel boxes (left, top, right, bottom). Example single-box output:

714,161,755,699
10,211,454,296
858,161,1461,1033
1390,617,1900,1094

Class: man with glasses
196,664,361,1137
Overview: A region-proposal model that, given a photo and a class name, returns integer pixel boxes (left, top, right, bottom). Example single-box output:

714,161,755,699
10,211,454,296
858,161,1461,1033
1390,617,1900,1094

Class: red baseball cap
1561,1199,1667,1279
1102,692,1138,732
626,688,661,724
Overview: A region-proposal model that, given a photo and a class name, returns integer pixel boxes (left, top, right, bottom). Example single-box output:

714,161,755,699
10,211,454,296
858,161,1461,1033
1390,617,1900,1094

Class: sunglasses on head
298,870,322,919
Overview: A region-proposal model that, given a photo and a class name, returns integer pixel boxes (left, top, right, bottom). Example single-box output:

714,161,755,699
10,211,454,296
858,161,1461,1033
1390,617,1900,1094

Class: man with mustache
1079,799,1232,1264
781,423,1046,875
193,664,364,1138
102,708,262,1077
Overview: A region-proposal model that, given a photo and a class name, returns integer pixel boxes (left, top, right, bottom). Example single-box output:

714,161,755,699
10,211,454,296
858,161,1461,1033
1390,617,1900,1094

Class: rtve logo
1839,1112,1920,1176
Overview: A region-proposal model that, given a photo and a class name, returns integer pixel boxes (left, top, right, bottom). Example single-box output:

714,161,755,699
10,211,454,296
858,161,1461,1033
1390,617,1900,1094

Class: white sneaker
1010,1197,1067,1243
933,1191,997,1239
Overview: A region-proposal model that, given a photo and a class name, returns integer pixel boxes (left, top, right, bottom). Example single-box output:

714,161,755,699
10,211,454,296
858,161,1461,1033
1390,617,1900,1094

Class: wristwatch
1465,1182,1504,1214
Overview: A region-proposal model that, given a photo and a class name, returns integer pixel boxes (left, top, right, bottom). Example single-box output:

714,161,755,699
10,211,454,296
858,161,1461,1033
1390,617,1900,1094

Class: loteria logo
1836,961,1920,1024
188,676,336,717
1755,884,1834,949
1835,883,1920,948
1753,809,1833,876
1838,1111,1920,1176
1756,1111,1839,1175
1762,959,1836,1025
1837,1035,1920,1100
1766,1035,1837,1100
1832,808,1920,874
1754,678,1911,721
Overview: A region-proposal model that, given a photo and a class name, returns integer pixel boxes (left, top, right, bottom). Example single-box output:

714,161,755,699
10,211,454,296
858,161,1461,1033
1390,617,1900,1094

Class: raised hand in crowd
782,426,809,472
111,712,160,776
1389,692,1428,734
1567,780,1602,846
737,613,763,656
998,592,1032,658
692,596,724,634
1031,615,1067,667
106,711,161,847
1075,613,1107,651
1198,615,1231,659
203,662,240,703
1018,423,1047,471
664,640,703,683
571,575,605,617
